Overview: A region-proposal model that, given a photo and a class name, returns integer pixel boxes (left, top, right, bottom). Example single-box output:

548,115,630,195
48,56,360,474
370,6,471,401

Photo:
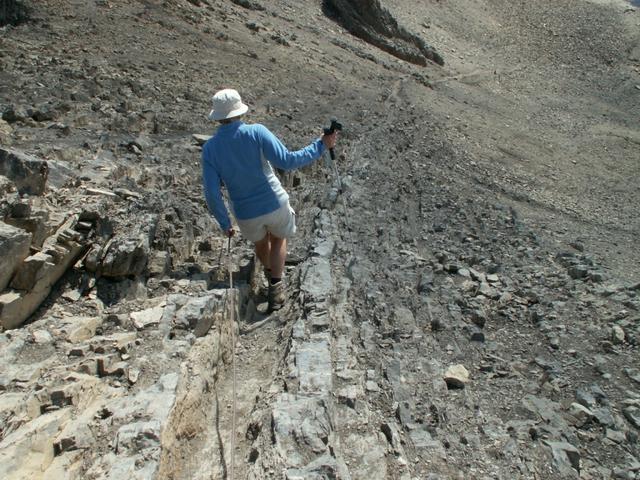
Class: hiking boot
268,280,286,312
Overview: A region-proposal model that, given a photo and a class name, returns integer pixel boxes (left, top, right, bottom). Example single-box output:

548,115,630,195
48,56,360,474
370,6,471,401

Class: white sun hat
208,88,249,120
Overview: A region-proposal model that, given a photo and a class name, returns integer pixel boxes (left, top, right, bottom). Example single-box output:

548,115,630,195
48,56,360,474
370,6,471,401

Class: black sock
270,277,281,285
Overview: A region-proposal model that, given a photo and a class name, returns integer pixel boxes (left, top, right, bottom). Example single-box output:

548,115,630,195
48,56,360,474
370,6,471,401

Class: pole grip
324,119,342,162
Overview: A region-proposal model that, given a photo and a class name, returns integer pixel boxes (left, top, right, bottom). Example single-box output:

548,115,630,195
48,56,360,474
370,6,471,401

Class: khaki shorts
236,202,296,242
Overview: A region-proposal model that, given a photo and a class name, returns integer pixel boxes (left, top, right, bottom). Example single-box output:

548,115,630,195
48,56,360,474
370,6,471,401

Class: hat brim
208,103,249,121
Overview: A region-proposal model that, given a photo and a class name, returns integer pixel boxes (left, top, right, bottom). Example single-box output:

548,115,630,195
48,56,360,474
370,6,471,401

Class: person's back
203,121,288,222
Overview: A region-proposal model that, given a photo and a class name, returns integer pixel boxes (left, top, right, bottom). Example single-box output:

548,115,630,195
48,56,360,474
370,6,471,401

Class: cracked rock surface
0,0,638,479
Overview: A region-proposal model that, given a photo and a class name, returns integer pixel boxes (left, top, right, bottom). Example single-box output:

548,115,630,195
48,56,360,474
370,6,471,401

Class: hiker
202,88,338,311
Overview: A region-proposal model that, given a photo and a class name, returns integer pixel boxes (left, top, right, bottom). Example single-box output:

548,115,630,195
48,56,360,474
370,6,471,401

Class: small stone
32,329,53,344
366,380,380,392
568,265,588,279
85,187,118,198
470,309,487,328
127,367,140,384
130,304,164,330
567,402,594,427
337,385,359,408
601,340,615,353
444,364,470,389
576,388,597,409
431,316,444,331
457,268,470,278
62,289,82,302
625,368,640,385
544,440,581,474
192,134,212,145
470,328,485,343
605,428,626,443
623,406,640,429
246,21,265,32
68,345,90,357
469,268,485,282
611,325,626,344
477,282,498,298
486,273,500,283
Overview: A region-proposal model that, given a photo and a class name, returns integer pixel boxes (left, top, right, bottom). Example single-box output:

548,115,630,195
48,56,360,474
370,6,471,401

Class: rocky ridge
0,0,639,479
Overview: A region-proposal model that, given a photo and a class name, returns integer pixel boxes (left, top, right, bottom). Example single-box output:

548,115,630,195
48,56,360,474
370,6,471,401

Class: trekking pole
226,236,237,480
324,119,354,247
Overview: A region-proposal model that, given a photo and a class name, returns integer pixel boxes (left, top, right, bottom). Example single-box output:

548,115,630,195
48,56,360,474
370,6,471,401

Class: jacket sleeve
257,124,325,171
202,148,232,232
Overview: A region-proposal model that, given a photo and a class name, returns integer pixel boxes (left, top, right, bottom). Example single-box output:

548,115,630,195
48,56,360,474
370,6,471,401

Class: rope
227,236,237,480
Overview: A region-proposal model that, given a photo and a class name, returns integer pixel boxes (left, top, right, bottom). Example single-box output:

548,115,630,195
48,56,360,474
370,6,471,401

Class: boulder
4,203,54,248
1,218,85,329
0,148,49,195
0,222,32,291
0,408,72,479
97,214,158,278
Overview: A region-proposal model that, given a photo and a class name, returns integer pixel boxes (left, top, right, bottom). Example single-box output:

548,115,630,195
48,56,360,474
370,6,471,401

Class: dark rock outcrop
231,0,265,11
323,0,444,66
0,0,29,27
0,148,48,196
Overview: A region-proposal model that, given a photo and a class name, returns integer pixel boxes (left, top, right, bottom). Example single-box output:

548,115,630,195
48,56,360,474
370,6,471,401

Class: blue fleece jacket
202,121,325,232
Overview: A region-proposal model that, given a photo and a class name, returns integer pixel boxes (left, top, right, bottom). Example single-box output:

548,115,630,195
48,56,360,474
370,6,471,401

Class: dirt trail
198,308,284,480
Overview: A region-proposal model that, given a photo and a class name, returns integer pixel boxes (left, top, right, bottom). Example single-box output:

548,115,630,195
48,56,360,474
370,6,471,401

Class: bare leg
254,234,271,270
269,234,287,280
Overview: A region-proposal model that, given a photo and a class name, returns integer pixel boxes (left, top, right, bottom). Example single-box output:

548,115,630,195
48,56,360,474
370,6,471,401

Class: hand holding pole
323,119,343,161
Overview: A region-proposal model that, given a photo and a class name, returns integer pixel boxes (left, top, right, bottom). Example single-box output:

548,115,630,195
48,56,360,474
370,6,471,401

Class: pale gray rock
272,395,332,466
0,221,32,291
0,408,71,479
1,220,85,329
313,238,335,258
408,428,444,452
544,441,580,477
98,214,158,278
172,293,223,337
192,134,212,146
116,420,162,454
336,385,361,408
444,364,470,389
284,454,348,480
611,325,626,344
98,237,150,277
300,258,332,302
625,368,640,385
623,406,640,429
0,119,12,145
131,303,165,330
392,306,416,336
342,434,386,479
296,337,332,394
567,402,594,427
31,329,53,344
